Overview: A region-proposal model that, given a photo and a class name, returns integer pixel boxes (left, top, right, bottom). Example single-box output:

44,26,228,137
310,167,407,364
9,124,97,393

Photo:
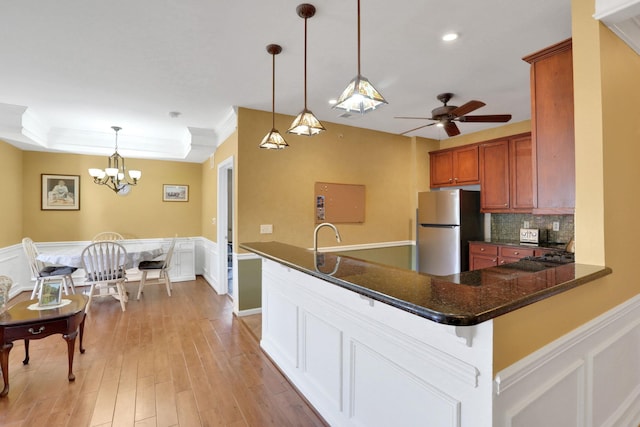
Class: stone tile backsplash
491,214,574,244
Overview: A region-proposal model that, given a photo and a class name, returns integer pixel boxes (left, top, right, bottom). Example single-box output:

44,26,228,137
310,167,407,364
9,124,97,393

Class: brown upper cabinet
523,39,575,214
429,144,479,188
479,133,534,213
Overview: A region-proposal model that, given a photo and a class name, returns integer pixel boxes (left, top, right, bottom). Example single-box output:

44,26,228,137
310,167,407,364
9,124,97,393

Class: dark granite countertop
240,241,611,326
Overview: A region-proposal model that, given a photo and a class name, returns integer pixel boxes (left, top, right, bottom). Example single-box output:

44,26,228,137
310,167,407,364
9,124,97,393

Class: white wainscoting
196,237,220,293
494,293,640,427
261,257,494,427
2,237,197,297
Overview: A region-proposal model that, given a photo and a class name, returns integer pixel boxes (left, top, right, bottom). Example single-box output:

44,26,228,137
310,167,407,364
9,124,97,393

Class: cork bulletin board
314,182,365,223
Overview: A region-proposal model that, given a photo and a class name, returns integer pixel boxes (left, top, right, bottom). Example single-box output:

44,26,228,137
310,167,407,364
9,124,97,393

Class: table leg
79,315,86,354
62,331,78,382
0,342,14,397
22,339,29,365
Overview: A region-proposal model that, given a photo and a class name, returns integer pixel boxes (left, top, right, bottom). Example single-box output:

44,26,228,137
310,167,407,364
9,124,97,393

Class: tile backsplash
491,214,574,244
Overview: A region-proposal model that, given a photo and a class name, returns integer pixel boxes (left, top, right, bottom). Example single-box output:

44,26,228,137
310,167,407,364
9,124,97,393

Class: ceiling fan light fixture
333,0,387,114
288,3,325,136
260,43,289,150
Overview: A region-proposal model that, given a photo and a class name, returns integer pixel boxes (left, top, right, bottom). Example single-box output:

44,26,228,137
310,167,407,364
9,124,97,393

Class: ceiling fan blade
456,114,512,123
444,121,460,137
450,100,485,117
400,122,436,135
394,116,434,120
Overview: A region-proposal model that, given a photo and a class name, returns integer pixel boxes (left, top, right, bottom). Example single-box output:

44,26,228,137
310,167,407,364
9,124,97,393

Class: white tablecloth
36,243,164,269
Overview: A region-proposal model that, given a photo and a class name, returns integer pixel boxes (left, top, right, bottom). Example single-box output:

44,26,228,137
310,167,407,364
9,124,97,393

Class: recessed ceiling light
328,99,338,105
442,32,458,42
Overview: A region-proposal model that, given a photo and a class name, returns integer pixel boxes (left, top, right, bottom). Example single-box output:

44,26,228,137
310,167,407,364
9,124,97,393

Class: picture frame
163,184,189,202
38,281,63,307
42,174,80,210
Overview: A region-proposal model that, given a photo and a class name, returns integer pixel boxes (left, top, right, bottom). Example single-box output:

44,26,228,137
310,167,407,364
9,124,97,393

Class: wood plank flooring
0,277,327,427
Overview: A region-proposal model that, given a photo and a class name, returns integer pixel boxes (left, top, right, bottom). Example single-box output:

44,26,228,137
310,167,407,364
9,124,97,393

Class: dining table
36,242,164,269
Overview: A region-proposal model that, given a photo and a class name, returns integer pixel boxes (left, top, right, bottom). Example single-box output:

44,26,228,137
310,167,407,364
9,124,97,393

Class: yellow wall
492,0,640,372
21,151,202,241
0,140,24,247
236,108,436,249
200,129,238,242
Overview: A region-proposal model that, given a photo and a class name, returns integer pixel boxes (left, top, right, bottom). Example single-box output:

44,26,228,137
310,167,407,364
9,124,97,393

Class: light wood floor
0,277,326,427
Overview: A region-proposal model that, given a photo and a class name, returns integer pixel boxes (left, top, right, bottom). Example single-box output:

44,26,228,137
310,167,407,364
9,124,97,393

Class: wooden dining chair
136,237,176,300
22,237,77,299
81,241,128,313
92,231,124,242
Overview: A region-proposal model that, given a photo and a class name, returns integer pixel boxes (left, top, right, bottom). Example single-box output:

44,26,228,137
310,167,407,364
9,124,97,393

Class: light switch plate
524,221,530,228
260,224,273,234
552,221,560,231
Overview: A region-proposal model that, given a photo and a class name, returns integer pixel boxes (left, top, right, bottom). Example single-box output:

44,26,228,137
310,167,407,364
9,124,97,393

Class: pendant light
287,3,326,136
260,44,289,149
333,0,388,113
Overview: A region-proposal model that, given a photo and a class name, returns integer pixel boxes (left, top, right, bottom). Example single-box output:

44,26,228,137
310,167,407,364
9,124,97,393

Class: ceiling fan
395,93,512,137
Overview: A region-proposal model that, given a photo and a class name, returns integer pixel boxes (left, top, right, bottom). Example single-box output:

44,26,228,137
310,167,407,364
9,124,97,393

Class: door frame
216,156,234,304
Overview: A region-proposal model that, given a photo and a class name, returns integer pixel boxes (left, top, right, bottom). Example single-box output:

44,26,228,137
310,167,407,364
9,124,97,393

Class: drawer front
3,319,69,342
499,246,535,259
470,243,498,256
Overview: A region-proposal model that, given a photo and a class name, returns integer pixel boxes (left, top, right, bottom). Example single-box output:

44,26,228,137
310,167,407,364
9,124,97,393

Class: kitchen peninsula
241,241,610,427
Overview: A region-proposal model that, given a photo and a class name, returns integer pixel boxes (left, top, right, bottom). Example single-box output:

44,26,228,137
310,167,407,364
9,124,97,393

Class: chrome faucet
313,222,342,252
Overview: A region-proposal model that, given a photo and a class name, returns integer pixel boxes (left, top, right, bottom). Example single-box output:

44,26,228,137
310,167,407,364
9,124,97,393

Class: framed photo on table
39,281,63,307
163,184,189,202
42,174,80,210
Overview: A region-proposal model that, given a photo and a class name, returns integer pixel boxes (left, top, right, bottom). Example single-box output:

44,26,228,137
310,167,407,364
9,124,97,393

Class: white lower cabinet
260,258,494,427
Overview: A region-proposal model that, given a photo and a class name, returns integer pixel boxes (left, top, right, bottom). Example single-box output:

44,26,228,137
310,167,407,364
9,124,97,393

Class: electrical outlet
524,221,530,228
552,221,560,231
260,224,273,234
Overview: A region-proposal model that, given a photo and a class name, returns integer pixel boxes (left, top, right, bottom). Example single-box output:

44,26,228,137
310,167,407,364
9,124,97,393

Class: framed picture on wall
163,184,189,202
41,174,80,210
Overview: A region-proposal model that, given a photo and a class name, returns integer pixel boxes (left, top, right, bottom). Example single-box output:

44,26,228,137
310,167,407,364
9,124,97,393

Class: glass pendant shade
260,128,289,149
288,109,326,136
334,74,388,113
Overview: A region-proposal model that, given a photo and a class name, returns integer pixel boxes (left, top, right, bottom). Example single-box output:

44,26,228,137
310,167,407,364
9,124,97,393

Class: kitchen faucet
313,222,342,252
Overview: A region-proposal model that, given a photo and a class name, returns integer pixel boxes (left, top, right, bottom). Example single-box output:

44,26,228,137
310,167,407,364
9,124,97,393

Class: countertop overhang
240,241,612,326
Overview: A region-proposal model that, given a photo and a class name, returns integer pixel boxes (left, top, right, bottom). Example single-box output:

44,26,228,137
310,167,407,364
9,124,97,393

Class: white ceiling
0,0,571,163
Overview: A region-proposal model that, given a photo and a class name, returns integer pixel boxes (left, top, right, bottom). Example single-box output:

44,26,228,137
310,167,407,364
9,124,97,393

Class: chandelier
88,126,141,194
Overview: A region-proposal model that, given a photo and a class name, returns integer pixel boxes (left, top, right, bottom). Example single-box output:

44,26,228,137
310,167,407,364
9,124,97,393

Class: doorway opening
217,156,234,302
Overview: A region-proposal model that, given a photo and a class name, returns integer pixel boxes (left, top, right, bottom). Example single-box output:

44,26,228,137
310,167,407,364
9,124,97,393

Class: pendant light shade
260,44,289,149
287,3,325,136
333,0,387,114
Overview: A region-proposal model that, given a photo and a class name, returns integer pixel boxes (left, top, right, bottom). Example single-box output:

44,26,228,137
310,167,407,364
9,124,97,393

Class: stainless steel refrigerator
417,190,484,275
